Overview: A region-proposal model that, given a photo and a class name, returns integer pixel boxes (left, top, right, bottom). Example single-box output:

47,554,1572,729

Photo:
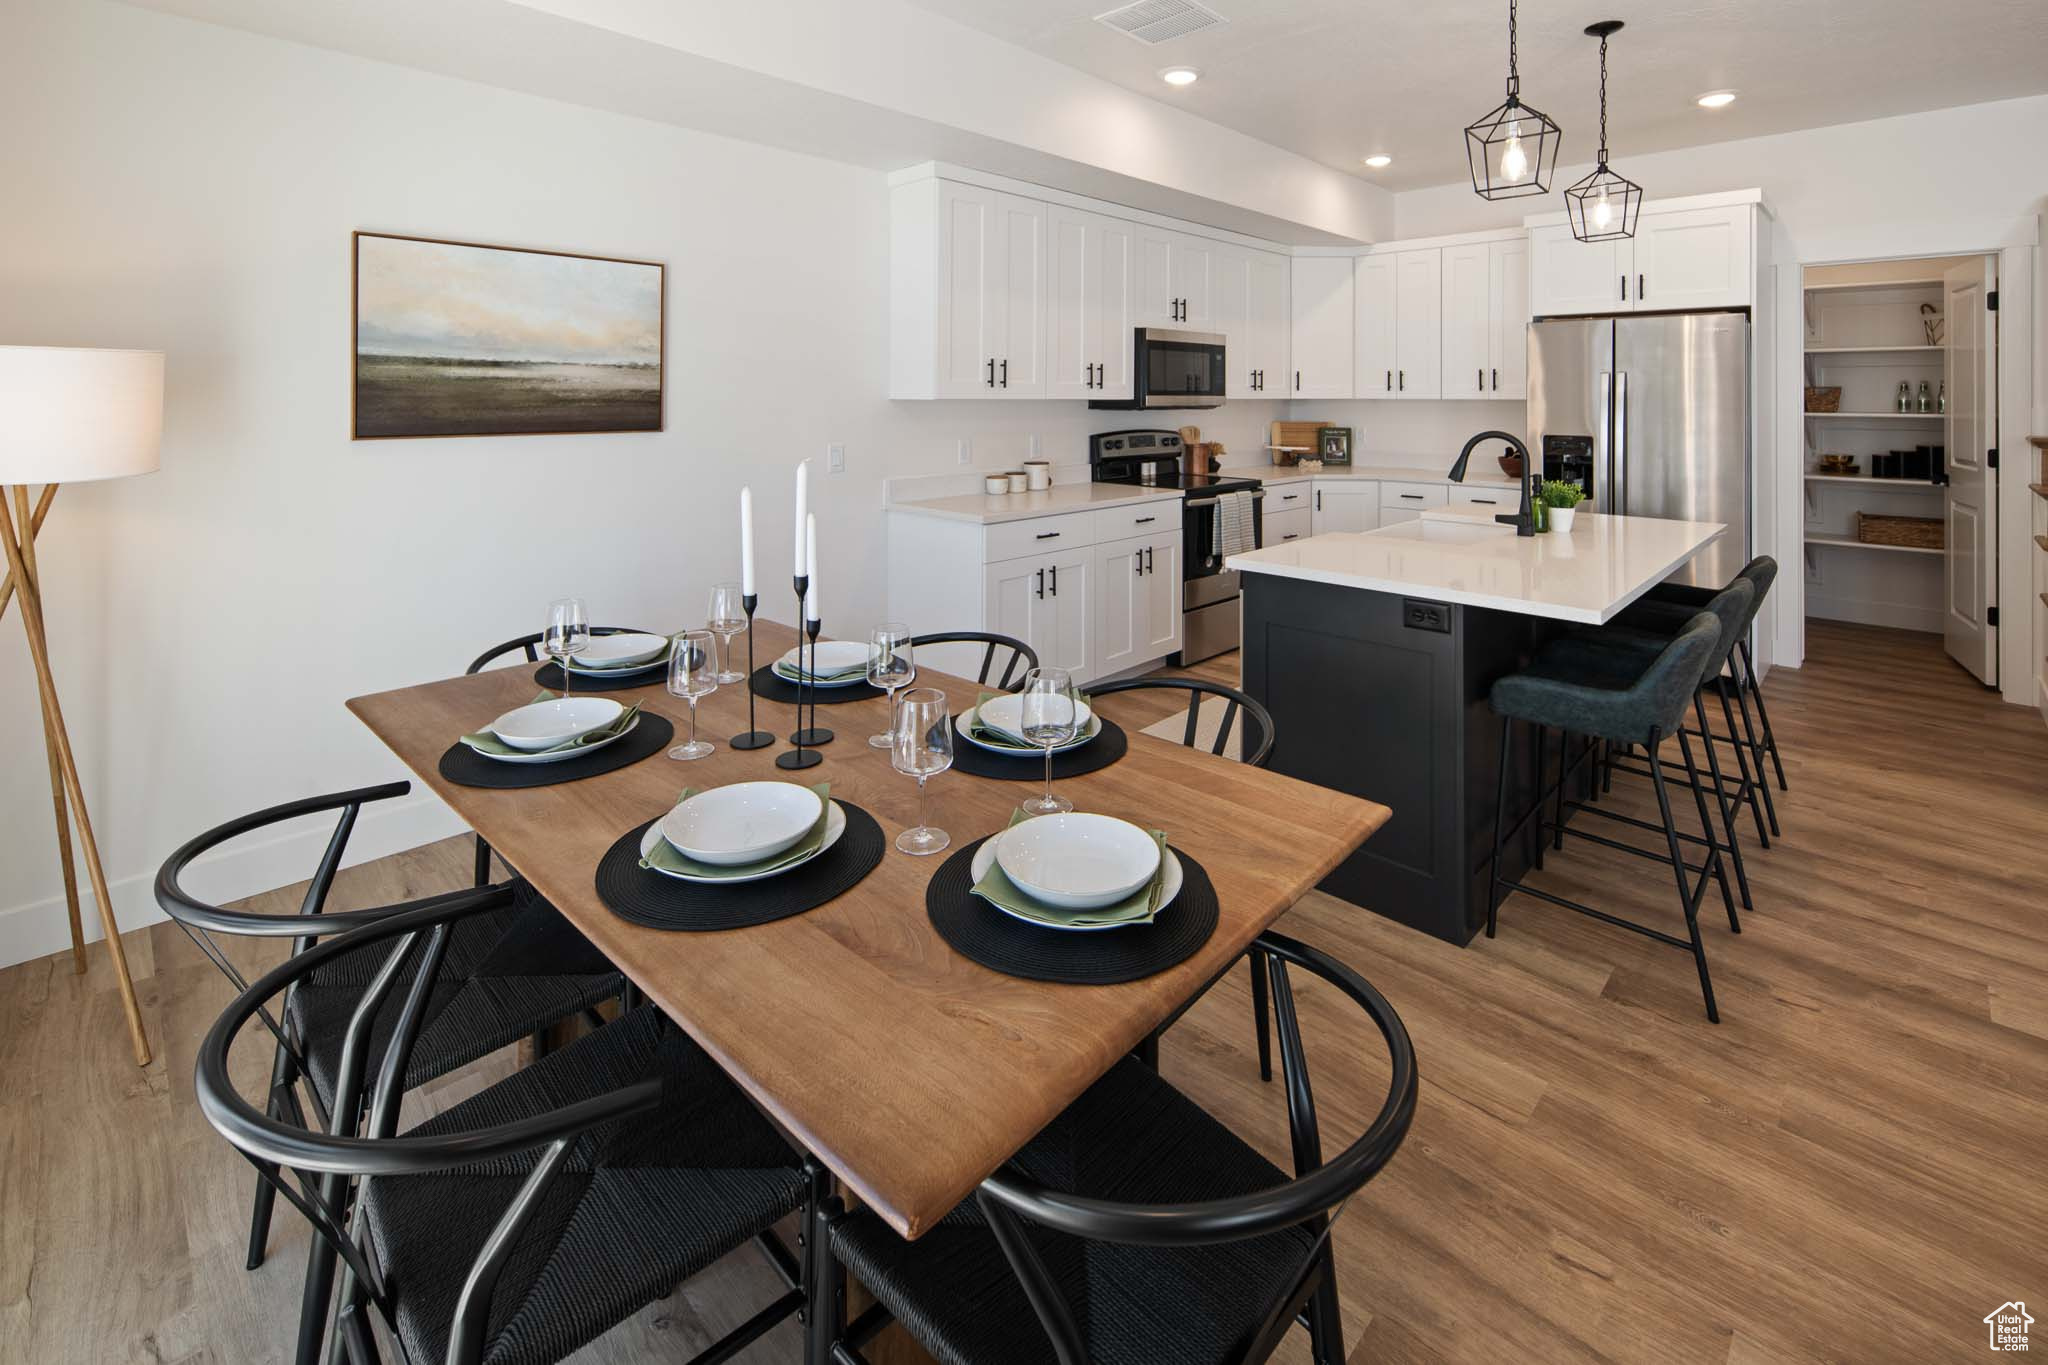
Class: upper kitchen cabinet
1044,205,1134,401
1215,246,1290,397
890,178,1045,399
1291,255,1354,399
1443,236,1528,400
1134,225,1214,328
1353,247,1447,401
1354,254,1396,399
1526,191,1764,316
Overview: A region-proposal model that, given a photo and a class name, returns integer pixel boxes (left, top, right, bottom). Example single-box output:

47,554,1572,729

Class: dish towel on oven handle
1212,490,1256,559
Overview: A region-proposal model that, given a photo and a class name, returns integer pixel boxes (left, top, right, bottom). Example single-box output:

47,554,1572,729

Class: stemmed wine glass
866,623,916,749
666,629,718,760
707,581,747,685
1017,666,1080,817
543,597,590,696
891,687,953,855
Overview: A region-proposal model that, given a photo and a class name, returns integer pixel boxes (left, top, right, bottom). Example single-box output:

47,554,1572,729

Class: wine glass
666,629,718,760
543,597,590,697
890,687,953,856
866,623,916,749
707,581,747,684
1017,667,1079,817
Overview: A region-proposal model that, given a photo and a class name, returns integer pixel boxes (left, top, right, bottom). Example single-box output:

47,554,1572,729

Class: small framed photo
1316,426,1353,465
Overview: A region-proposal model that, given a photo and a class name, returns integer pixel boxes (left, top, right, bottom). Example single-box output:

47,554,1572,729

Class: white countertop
888,482,1182,525
1225,512,1725,625
1220,463,1522,489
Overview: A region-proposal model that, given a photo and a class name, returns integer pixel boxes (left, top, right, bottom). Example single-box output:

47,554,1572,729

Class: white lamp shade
0,346,164,484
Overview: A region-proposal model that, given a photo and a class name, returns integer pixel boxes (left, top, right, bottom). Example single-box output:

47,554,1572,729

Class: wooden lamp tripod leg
0,486,151,1065
6,486,85,972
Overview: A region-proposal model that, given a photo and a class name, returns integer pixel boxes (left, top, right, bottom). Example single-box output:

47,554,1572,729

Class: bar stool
1486,612,1737,1022
1544,578,1761,912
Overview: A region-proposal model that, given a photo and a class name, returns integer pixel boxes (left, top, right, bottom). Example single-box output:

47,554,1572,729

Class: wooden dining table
347,620,1390,1239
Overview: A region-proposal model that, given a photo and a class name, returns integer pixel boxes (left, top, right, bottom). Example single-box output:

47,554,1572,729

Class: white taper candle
793,460,810,579
739,486,755,598
804,514,820,622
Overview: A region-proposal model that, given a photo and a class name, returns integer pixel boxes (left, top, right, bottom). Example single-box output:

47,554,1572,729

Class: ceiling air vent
1094,0,1227,45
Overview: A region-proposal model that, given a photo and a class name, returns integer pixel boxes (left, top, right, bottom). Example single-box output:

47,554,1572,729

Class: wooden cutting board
1268,420,1326,465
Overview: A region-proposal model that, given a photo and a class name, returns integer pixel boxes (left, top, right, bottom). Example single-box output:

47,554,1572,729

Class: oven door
1137,329,1226,409
1183,490,1264,586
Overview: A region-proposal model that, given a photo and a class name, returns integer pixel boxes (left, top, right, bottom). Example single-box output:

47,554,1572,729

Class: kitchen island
1227,511,1724,944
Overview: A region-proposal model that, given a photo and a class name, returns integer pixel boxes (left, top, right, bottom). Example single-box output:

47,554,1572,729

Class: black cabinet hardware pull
1295,370,1302,390
1478,368,1483,391
1638,273,1645,300
1050,564,1058,594
1620,275,1627,301
1034,569,1044,599
1283,533,1299,541
1386,369,1392,391
1281,493,1298,501
999,358,1008,387
1472,498,1497,505
1398,370,1405,391
1492,367,1498,390
1133,553,1141,577
1315,489,1322,511
986,358,995,387
1145,547,1154,574
1400,493,1424,500
1135,516,1156,524
1034,531,1059,540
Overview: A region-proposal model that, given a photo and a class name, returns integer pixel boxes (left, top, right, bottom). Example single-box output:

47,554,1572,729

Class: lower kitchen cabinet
1094,533,1182,675
985,547,1093,682
1310,480,1381,535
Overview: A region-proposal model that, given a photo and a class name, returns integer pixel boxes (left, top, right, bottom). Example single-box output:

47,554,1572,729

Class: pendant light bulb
1591,187,1613,229
1500,124,1528,182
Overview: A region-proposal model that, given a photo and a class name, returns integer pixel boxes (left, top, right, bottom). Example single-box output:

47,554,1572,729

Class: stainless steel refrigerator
1527,311,1750,587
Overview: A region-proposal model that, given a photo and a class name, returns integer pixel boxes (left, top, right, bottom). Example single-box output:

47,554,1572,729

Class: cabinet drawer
984,511,1095,563
1265,482,1313,514
1264,508,1312,544
1379,481,1447,510
1448,485,1515,510
1088,501,1176,545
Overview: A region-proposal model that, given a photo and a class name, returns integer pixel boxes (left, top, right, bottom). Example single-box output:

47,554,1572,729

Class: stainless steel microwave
1089,328,1226,410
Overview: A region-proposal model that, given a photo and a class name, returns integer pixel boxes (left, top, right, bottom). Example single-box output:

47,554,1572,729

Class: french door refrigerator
1527,311,1750,587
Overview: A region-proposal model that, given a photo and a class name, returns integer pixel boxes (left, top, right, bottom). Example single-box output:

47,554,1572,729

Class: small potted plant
1540,480,1586,532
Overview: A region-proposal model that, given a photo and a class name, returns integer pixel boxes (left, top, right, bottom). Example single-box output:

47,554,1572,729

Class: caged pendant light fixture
1564,20,1644,242
1464,0,1562,200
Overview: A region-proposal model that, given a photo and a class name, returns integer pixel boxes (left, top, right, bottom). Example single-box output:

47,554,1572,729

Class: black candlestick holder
793,615,834,747
729,592,773,750
776,576,823,770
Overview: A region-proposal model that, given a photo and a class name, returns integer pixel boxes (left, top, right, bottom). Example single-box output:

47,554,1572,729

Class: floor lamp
0,346,163,1067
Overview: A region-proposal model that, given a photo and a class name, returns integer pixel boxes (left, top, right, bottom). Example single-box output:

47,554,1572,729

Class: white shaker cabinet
1528,196,1758,316
1044,206,1134,401
1290,255,1354,399
1216,246,1291,397
983,547,1091,680
890,180,1045,399
1310,480,1380,534
1443,238,1529,400
1353,248,1443,401
1134,226,1212,328
1095,532,1182,674
1353,254,1398,400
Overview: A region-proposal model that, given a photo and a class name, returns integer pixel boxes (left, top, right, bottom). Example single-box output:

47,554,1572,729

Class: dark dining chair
156,782,623,1364
812,930,1417,1365
193,890,826,1365
908,631,1038,691
1090,677,1277,1081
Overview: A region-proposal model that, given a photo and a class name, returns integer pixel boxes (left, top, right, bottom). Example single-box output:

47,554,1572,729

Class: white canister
983,474,1010,495
1023,460,1052,491
1005,471,1028,493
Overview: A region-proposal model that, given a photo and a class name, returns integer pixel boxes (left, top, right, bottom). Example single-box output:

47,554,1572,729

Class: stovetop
1088,428,1260,498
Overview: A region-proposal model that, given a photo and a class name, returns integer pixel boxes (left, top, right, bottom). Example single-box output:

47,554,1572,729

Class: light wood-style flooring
2,621,2043,1363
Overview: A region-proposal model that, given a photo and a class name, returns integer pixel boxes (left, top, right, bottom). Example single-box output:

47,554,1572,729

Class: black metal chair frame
907,630,1039,692
811,930,1417,1365
192,890,828,1365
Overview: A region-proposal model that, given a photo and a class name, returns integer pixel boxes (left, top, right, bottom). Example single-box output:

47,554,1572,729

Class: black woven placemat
749,664,885,705
925,835,1218,985
594,801,884,931
533,659,665,691
437,714,674,789
949,719,1129,781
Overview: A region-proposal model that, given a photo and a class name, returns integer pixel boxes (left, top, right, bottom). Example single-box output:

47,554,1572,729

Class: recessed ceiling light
1159,66,1200,87
1696,90,1737,109
1363,154,1393,168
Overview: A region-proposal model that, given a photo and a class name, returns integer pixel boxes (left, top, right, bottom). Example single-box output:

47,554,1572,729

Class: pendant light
1564,20,1643,242
1464,0,1562,200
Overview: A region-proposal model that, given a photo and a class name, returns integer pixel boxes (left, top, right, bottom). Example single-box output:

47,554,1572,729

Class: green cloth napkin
967,692,1100,751
460,694,642,757
775,654,868,681
970,810,1169,929
639,782,833,880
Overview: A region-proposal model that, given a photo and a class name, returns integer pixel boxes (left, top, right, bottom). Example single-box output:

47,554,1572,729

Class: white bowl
995,813,1161,911
488,697,624,751
778,641,871,676
659,782,825,866
573,632,669,669
970,694,1095,749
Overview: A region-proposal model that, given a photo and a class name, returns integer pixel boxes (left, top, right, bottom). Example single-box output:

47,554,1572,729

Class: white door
1942,255,1998,684
1043,206,1094,401
1311,482,1380,534
1441,243,1491,400
1248,252,1291,397
1173,237,1213,328
1035,548,1093,681
1354,254,1398,400
1139,534,1182,658
935,182,998,397
1211,247,1253,397
993,193,1046,397
1290,256,1354,398
1528,222,1633,316
1134,226,1177,328
1093,537,1145,676
983,556,1043,656
1488,237,1530,398
1394,249,1443,400
1631,205,1752,312
1095,218,1135,400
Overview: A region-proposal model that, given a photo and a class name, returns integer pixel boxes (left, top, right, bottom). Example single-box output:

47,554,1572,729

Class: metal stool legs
1736,640,1789,792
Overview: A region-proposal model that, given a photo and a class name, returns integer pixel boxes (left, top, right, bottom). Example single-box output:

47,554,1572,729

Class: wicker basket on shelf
1804,386,1842,413
1857,512,1943,549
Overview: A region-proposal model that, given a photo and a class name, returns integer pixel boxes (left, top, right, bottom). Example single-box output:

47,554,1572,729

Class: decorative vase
1550,505,1577,533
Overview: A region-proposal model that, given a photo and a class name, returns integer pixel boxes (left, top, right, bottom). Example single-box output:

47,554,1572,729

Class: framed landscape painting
352,231,664,438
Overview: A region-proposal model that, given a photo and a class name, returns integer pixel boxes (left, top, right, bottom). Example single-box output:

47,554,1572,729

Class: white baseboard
1805,597,1943,634
0,791,470,972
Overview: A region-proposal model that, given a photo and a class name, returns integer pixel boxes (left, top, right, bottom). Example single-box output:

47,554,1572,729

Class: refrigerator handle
1597,370,1613,512
1614,371,1629,517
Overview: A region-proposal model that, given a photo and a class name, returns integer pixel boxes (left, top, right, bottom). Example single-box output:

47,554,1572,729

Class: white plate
659,781,825,866
956,697,1097,755
970,835,1182,932
469,714,639,764
774,641,871,684
995,812,1161,910
771,660,871,689
488,696,625,751
639,801,847,883
573,633,670,669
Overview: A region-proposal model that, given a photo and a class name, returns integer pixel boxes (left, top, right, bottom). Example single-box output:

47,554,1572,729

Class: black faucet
1449,430,1537,537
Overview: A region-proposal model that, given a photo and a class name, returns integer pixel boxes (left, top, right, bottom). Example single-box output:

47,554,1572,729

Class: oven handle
1184,491,1266,509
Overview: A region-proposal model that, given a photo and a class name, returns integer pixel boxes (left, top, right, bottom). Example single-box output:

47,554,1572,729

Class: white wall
0,0,1288,965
